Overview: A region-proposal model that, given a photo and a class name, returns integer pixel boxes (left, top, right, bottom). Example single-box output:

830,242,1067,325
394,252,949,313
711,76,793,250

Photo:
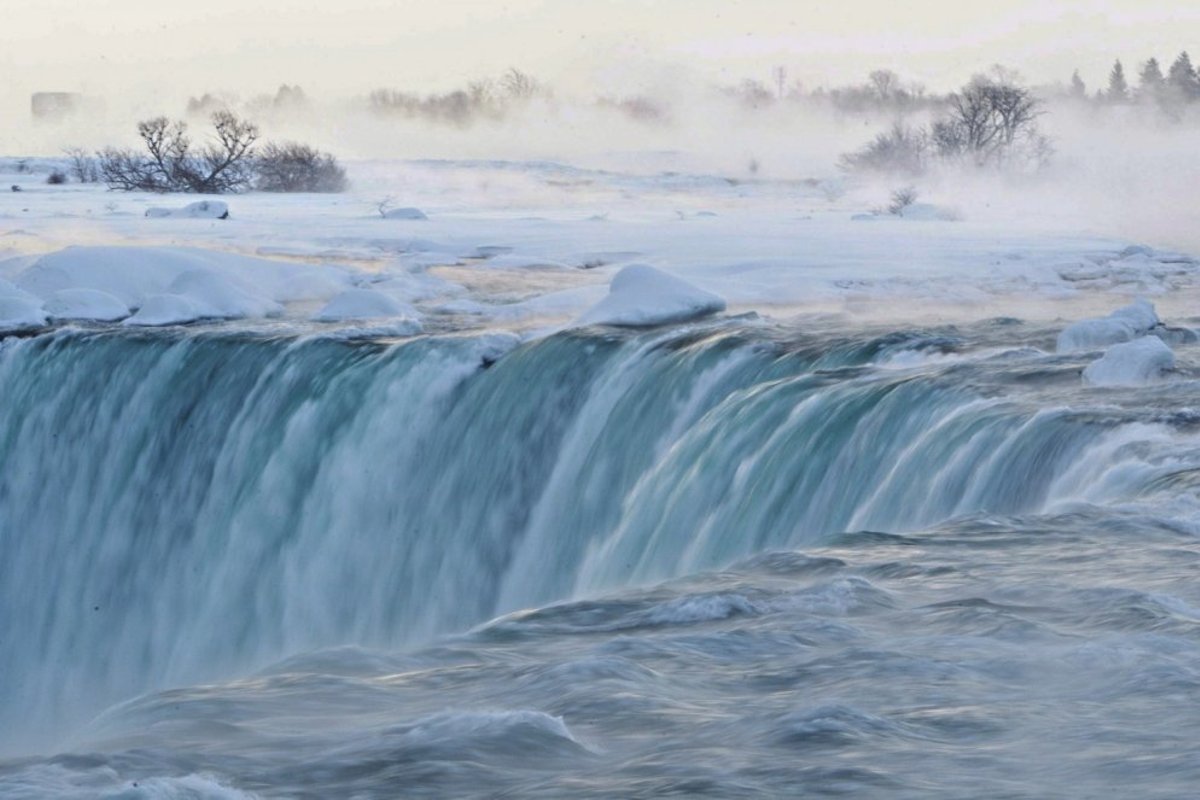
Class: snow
1082,336,1176,386
4,159,1200,337
145,200,230,219
0,294,47,330
312,288,419,323
4,246,352,313
164,270,282,319
1057,299,1160,353
122,294,203,327
852,203,958,222
44,288,128,322
575,264,726,328
381,207,428,220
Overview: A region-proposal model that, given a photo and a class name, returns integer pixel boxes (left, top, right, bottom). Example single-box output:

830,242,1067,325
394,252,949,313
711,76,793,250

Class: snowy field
4,156,1199,339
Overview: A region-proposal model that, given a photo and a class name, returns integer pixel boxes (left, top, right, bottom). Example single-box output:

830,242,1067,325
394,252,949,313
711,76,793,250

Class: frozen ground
3,156,1200,339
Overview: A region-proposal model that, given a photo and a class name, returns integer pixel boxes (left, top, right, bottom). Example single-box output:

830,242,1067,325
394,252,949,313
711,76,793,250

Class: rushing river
1,318,1198,798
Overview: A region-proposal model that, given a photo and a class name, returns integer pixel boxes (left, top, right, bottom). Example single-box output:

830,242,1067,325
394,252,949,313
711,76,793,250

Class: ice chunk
44,288,128,321
575,264,725,328
1057,299,1159,353
312,289,417,322
123,294,203,326
1107,298,1159,332
1082,336,1175,386
381,207,428,220
145,200,230,219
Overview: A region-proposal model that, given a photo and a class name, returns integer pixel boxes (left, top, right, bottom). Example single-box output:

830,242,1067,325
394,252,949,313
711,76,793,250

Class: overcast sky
4,0,1200,107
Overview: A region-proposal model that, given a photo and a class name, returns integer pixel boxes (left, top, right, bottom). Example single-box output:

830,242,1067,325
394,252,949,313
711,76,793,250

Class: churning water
1,318,1199,797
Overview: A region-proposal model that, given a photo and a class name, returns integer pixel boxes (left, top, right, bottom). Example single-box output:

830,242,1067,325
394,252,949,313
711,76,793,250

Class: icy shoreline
3,158,1200,339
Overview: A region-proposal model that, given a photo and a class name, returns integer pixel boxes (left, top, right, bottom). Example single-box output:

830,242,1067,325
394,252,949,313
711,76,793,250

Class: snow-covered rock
164,270,282,320
44,288,128,322
1057,299,1160,353
575,264,725,328
312,289,417,322
1082,336,1175,386
123,294,204,326
145,200,229,219
0,295,47,330
381,207,427,220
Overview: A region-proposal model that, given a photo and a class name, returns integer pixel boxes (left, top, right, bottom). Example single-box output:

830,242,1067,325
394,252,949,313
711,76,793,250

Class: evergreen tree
1140,59,1165,90
1168,51,1199,99
1138,58,1166,105
1070,69,1087,99
1107,60,1129,102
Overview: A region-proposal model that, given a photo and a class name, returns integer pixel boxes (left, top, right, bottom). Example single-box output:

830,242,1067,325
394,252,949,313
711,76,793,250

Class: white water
1,320,1196,761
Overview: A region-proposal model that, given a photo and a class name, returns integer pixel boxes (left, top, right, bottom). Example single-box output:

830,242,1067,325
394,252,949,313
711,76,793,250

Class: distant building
31,92,84,121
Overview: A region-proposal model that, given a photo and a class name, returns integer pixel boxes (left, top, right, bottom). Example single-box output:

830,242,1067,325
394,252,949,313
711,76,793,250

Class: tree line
1071,52,1200,109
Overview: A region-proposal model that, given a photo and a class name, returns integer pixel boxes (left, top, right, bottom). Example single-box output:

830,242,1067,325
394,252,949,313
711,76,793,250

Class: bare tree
841,71,1048,175
772,66,788,100
98,111,259,193
869,69,899,101
501,68,540,100
941,75,1041,166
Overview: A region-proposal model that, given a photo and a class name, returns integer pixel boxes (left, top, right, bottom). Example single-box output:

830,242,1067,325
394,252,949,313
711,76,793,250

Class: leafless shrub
254,142,347,192
63,147,100,183
839,123,928,176
46,170,67,185
887,186,918,215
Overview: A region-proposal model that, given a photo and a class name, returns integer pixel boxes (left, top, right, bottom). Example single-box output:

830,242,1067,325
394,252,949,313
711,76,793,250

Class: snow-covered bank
3,159,1200,335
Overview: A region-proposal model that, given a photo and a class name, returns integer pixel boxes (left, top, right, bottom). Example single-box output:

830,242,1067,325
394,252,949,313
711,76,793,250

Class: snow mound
1083,336,1175,386
381,207,428,220
898,202,959,221
122,294,203,327
6,245,352,311
852,204,958,222
575,264,726,328
0,294,47,330
312,289,418,322
145,200,230,219
165,270,282,319
44,288,128,321
1057,299,1159,353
